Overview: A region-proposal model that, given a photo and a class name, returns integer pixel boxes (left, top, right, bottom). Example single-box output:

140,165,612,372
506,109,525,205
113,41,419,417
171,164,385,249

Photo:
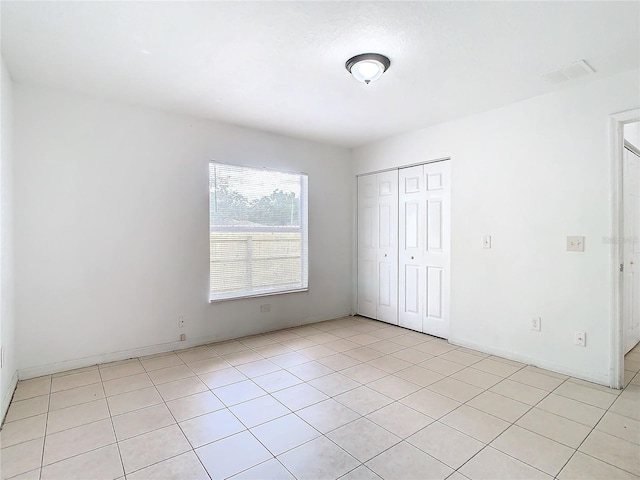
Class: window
209,162,308,301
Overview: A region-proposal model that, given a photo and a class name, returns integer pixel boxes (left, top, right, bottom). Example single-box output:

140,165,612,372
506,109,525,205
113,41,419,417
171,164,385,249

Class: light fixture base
345,53,391,84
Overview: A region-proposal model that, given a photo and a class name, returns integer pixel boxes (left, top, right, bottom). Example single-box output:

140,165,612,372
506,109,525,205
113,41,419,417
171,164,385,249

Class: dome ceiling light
345,53,391,84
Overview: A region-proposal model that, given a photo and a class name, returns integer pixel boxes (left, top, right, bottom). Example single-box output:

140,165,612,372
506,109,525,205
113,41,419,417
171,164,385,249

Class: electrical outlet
178,314,186,328
260,304,271,313
575,331,586,347
531,317,541,332
180,334,186,341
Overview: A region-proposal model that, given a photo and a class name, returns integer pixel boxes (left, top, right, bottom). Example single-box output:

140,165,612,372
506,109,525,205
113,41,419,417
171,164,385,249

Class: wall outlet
178,314,186,328
575,331,586,347
180,333,186,341
260,304,271,313
531,317,541,332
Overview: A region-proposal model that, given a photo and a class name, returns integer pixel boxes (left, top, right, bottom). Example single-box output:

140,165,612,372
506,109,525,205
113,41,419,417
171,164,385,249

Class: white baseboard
448,336,612,388
18,311,351,380
2,370,18,424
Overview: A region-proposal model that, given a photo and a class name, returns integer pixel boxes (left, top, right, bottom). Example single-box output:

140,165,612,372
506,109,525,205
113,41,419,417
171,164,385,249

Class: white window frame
209,162,308,302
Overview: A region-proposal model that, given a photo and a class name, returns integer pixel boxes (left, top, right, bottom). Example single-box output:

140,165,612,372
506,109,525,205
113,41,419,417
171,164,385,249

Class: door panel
427,173,443,190
399,165,424,331
624,147,640,353
357,174,378,320
426,267,443,319
376,170,399,325
362,207,374,248
379,179,393,196
357,170,398,325
404,265,420,313
423,161,451,338
427,200,443,251
405,174,421,193
405,202,420,249
379,205,391,248
379,262,392,307
402,264,422,331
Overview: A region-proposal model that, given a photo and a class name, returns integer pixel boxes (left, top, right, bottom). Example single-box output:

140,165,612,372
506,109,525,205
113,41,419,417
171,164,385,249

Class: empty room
1,1,639,479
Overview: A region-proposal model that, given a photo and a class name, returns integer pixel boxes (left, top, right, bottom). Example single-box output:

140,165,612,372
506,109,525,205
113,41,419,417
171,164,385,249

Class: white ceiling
2,1,639,147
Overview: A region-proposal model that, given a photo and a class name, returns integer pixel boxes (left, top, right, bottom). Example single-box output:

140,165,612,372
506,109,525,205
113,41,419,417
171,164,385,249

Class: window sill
209,287,308,303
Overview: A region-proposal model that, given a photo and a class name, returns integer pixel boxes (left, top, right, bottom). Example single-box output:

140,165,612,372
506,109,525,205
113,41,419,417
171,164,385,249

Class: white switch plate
483,235,492,249
567,236,585,252
575,331,586,347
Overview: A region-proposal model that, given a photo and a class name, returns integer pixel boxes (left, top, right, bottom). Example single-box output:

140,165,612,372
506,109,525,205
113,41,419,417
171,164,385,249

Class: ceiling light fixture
345,53,391,84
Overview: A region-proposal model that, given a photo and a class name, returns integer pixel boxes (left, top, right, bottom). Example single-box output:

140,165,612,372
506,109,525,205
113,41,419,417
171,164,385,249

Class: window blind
209,162,308,301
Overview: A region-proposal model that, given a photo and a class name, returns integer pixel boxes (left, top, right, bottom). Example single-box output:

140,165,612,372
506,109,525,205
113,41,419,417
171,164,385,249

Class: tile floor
1,316,639,480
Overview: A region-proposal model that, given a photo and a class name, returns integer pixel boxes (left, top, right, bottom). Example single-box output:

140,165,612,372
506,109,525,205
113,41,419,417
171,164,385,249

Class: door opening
611,110,640,389
623,123,640,354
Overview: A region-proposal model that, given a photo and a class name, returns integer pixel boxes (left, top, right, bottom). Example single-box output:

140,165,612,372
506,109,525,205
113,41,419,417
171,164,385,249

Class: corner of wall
1,57,17,423
1,370,17,422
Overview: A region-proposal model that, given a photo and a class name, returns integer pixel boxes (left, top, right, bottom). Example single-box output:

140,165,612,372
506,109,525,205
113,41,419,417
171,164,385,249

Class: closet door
399,165,424,331
357,174,378,320
357,170,398,325
398,161,451,337
422,161,451,338
376,170,398,325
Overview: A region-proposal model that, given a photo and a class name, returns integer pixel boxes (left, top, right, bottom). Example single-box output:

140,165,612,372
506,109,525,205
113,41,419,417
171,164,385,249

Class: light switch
567,236,585,252
483,235,492,249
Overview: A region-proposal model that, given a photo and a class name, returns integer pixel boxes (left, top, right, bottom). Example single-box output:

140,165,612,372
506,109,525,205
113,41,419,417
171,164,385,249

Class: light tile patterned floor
2,316,639,480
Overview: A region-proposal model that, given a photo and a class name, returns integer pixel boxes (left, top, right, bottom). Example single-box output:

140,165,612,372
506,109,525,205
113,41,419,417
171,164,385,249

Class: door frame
610,108,640,389
355,157,451,328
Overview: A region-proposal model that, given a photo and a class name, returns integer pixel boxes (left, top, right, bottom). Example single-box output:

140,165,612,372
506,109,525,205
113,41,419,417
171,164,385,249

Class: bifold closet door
357,171,398,325
399,165,423,332
376,170,399,324
399,161,451,337
357,174,377,320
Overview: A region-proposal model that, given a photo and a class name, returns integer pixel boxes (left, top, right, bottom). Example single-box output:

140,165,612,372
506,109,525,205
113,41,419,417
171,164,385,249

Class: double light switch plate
567,236,585,252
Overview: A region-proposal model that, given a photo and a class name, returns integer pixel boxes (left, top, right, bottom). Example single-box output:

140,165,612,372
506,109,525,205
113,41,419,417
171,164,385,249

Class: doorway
611,111,640,389
623,130,640,355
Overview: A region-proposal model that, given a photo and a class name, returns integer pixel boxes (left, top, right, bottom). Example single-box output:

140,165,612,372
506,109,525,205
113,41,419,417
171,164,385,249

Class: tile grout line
453,368,638,479
306,346,521,477
112,350,207,477
97,367,127,480
448,374,568,478
162,341,298,478
556,394,639,478
240,323,402,478
153,378,214,480
36,375,53,480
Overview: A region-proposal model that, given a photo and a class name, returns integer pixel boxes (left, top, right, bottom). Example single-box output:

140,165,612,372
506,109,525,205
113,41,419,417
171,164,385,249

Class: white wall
1,58,17,419
14,85,353,377
353,69,640,386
